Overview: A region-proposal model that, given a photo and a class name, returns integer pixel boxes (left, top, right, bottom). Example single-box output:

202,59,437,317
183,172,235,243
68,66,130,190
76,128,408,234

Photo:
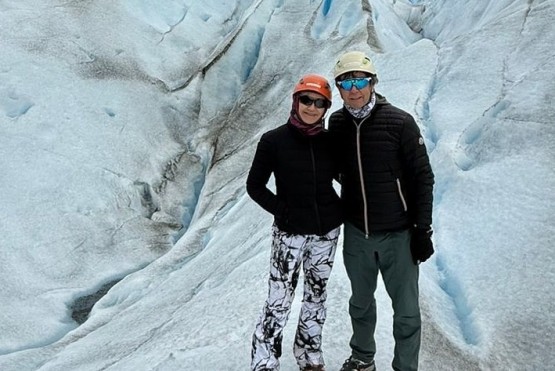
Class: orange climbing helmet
293,74,332,106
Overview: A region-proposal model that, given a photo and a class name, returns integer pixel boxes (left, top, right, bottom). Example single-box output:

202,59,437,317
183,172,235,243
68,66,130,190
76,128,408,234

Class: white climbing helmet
333,51,377,79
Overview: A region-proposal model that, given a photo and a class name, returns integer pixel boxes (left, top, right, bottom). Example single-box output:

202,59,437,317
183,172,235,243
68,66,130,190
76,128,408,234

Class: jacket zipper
309,140,322,235
354,118,370,238
396,178,408,211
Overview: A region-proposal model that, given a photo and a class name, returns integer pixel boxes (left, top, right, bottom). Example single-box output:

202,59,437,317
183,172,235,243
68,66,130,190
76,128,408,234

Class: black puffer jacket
328,94,434,235
246,122,343,235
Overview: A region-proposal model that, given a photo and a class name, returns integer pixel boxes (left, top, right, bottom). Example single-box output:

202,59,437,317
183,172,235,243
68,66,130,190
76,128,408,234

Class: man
328,51,435,371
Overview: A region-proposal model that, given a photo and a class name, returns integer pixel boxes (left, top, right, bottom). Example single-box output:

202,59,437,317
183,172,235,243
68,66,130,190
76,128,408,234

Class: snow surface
0,0,554,370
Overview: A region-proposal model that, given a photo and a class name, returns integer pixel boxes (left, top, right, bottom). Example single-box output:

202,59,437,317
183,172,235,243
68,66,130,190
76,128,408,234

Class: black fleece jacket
328,94,434,235
246,121,343,235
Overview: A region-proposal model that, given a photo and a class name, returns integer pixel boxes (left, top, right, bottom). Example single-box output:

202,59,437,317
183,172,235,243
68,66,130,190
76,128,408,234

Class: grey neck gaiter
345,92,376,119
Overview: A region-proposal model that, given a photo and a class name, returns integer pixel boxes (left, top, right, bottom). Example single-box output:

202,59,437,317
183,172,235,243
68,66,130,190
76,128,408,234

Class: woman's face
297,92,327,125
338,71,373,109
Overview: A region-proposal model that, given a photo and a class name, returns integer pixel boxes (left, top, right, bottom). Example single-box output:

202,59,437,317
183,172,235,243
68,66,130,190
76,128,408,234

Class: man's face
338,71,373,109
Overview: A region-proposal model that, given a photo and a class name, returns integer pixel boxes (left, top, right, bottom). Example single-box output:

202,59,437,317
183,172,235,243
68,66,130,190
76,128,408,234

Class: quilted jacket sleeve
246,133,288,219
400,114,435,228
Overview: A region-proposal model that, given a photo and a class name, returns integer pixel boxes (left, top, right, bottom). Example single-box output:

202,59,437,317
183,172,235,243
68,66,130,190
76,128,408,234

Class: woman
247,74,342,371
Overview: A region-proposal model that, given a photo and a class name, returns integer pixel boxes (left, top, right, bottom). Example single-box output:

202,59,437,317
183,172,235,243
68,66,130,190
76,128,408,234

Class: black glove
410,227,434,264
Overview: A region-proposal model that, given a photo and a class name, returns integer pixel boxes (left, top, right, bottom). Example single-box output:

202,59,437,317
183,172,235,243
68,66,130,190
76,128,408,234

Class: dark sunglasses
298,95,328,109
336,77,373,91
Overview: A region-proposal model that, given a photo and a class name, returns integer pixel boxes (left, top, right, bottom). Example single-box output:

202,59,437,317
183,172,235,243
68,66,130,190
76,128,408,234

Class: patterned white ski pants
251,224,340,371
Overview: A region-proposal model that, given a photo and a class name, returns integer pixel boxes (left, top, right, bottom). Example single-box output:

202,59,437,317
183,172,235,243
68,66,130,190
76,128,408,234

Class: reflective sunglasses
336,77,373,91
298,95,328,109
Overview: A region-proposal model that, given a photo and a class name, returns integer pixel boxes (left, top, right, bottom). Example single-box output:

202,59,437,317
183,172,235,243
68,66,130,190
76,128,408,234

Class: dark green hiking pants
343,223,421,371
